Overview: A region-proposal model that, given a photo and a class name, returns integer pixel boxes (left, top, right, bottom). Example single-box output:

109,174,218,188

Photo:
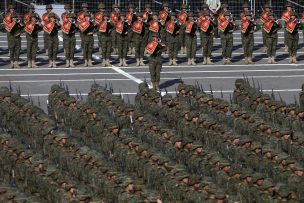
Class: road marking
110,65,145,84
0,78,131,83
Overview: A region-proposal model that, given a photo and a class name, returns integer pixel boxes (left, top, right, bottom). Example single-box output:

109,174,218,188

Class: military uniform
116,12,130,67
77,3,90,51
260,4,271,52
62,13,77,68
99,12,114,67
166,12,180,65
95,3,106,55
185,12,198,65
132,13,146,66
159,2,171,48
241,11,257,64
110,4,120,54
42,4,53,56
178,4,188,54
285,12,301,64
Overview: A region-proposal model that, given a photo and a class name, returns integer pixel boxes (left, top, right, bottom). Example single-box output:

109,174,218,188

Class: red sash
79,20,90,32
149,21,159,32
95,12,103,24
240,14,246,23
133,21,143,34
77,11,85,23
99,21,107,32
5,21,16,32
282,11,290,22
260,11,269,24
263,20,274,33
166,21,175,34
159,10,168,25
143,11,149,20
126,12,133,25
43,21,55,34
178,12,187,24
62,22,71,34
302,12,304,20
286,20,297,33
23,13,31,24
110,12,119,24
200,20,210,32
42,13,50,24
185,21,194,33
61,13,69,24
116,21,124,34
24,22,35,34
146,40,158,54
241,20,250,33
4,13,12,24
219,20,229,32
218,13,226,23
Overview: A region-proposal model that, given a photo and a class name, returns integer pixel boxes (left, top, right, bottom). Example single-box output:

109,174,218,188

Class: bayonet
9,80,12,92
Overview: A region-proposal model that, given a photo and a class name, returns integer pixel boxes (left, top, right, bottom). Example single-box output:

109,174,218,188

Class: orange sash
79,20,90,32
99,21,107,32
143,11,149,20
5,21,16,32
178,12,187,24
95,12,103,24
241,20,250,33
25,22,35,34
185,21,194,33
263,20,274,33
146,40,158,54
4,13,12,24
62,13,69,24
23,13,31,24
110,12,119,24
166,21,175,34
116,21,124,34
133,21,143,34
218,13,226,23
77,11,85,23
43,21,55,34
149,20,159,32
286,20,297,33
62,22,71,34
219,20,229,32
260,11,269,24
159,10,168,25
200,20,210,32
282,11,291,22
126,12,133,25
42,13,50,24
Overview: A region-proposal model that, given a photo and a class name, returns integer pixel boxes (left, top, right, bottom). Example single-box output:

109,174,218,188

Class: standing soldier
200,10,217,65
110,4,120,54
185,12,198,65
166,12,181,65
178,4,188,54
24,13,42,68
62,13,78,68
219,11,237,65
146,37,167,90
142,4,153,48
302,11,304,43
240,4,251,48
282,3,293,52
116,12,130,67
3,5,15,25
99,13,114,67
133,13,146,66
79,12,96,67
61,4,71,56
285,12,301,64
5,13,24,68
159,2,171,48
42,4,53,56
264,12,281,64
77,3,90,52
148,13,161,42
126,4,137,55
260,4,271,53
241,12,257,65
23,5,36,24
95,3,106,55
43,13,61,68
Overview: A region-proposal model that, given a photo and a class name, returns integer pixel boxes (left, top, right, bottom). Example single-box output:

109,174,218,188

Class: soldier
148,12,161,42
77,3,90,51
142,4,153,48
281,3,293,52
6,13,24,69
159,2,171,48
99,13,114,67
166,12,180,65
23,4,36,24
241,12,257,65
285,11,301,64
42,4,53,56
24,13,42,68
133,13,146,66
219,11,237,65
110,4,120,54
62,13,78,68
240,3,251,47
43,13,61,68
185,12,198,65
95,3,106,55
116,12,130,67
79,12,96,67
3,5,15,25
260,4,271,53
126,4,137,55
146,37,167,90
61,4,71,56
200,10,217,65
264,12,281,64
178,4,188,54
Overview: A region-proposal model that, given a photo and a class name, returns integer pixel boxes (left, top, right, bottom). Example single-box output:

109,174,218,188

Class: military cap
222,4,228,8
202,4,209,9
240,136,252,145
55,131,68,141
82,3,89,8
241,168,253,179
42,126,54,135
163,2,169,7
262,145,272,153
112,4,120,8
215,191,227,200
84,12,91,17
50,84,61,92
64,4,71,9
235,79,245,85
251,142,262,150
145,4,151,8
252,173,264,183
67,13,76,18
202,10,210,16
224,11,231,16
277,185,292,198
98,3,106,9
158,157,169,165
48,12,56,18
45,165,58,176
244,11,252,16
293,163,304,171
107,122,119,129
189,111,199,119
262,180,274,190
171,135,182,144
181,4,188,9
46,4,53,10
8,4,15,10
177,83,187,91
219,161,230,169
264,4,270,8
128,4,134,8
162,94,173,102
32,156,44,166
177,173,189,181
79,146,90,156
205,120,217,129
192,141,203,150
243,3,250,8
120,11,125,16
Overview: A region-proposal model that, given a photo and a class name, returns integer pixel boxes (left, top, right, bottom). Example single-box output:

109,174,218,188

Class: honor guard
79,12,96,67
218,4,230,24
260,4,271,53
148,12,161,42
142,4,153,48
146,37,167,91
4,5,15,25
116,12,130,67
159,2,171,47
62,13,78,68
42,4,53,56
282,3,293,52
302,11,304,42
110,4,120,54
62,4,72,56
185,12,198,65
77,3,90,51
240,3,251,46
25,13,42,68
23,5,36,24
43,13,61,68
200,10,217,65
133,13,146,66
126,4,137,55
95,3,106,55
219,11,237,65
286,12,301,64
241,12,257,65
99,12,114,67
178,4,188,54
166,12,181,65
6,12,24,68
264,12,281,64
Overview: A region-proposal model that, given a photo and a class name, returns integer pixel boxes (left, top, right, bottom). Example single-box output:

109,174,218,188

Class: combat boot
188,58,192,65
263,46,267,53
152,82,156,90
132,47,135,54
118,58,123,66
28,61,32,68
184,47,187,54
66,60,70,68
293,56,298,64
206,57,213,65
101,60,106,67
70,60,75,68
84,60,88,67
136,58,140,66
105,59,112,67
48,60,53,68
52,60,57,68
191,58,196,65
14,61,20,68
123,58,128,67
32,60,38,68
226,58,232,64
88,59,93,67
10,61,14,69
271,57,277,64
248,57,254,64
99,47,102,55
244,57,249,65
172,58,177,65
45,49,48,56
155,82,160,91
140,58,145,66
203,57,207,65
127,48,132,55
284,45,288,52
169,59,173,65
222,58,227,65
268,57,272,64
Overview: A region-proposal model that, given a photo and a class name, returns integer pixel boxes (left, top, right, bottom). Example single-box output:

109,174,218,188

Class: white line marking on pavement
110,65,145,84
0,78,131,83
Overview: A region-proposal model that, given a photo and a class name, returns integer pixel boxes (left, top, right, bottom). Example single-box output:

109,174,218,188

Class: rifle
9,80,12,92
209,84,213,95
221,88,223,98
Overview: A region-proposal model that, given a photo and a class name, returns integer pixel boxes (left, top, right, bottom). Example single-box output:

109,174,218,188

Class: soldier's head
108,122,119,135
56,132,68,146
172,136,182,149
243,3,250,12
170,12,176,20
128,4,134,12
30,13,39,22
98,3,105,12
163,2,169,11
112,4,120,12
145,4,151,11
64,4,71,12
152,12,158,20
268,12,275,20
137,13,143,21
245,11,252,20
224,11,231,20
82,3,88,12
262,180,275,195
119,12,125,21
181,4,187,12
222,4,228,12
286,3,293,11
290,12,297,20
46,4,53,12
264,4,270,12
84,12,91,21
293,164,304,177
252,173,264,186
8,4,15,13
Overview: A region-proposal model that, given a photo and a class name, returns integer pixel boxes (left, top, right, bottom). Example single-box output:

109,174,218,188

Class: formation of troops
1,2,304,69
0,74,303,202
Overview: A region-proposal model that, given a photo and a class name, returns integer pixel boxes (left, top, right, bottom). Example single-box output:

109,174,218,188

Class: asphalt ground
0,29,303,112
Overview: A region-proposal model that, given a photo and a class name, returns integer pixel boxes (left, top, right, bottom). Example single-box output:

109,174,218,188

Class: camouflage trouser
26,34,38,61
185,34,197,58
117,34,128,58
111,31,118,49
160,26,167,46
266,36,277,57
97,31,102,49
128,29,134,50
180,24,186,47
262,27,266,47
149,55,162,82
101,34,112,60
167,34,180,59
148,31,158,42
82,34,94,60
243,33,254,58
64,34,76,60
201,32,214,57
286,32,299,57
43,31,48,50
221,33,233,58
8,33,21,61
47,34,59,61
134,33,145,59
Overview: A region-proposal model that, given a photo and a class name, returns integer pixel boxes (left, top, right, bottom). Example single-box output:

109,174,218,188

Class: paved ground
0,29,303,112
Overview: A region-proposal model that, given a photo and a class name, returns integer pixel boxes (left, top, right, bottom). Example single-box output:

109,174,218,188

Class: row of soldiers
2,2,304,69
